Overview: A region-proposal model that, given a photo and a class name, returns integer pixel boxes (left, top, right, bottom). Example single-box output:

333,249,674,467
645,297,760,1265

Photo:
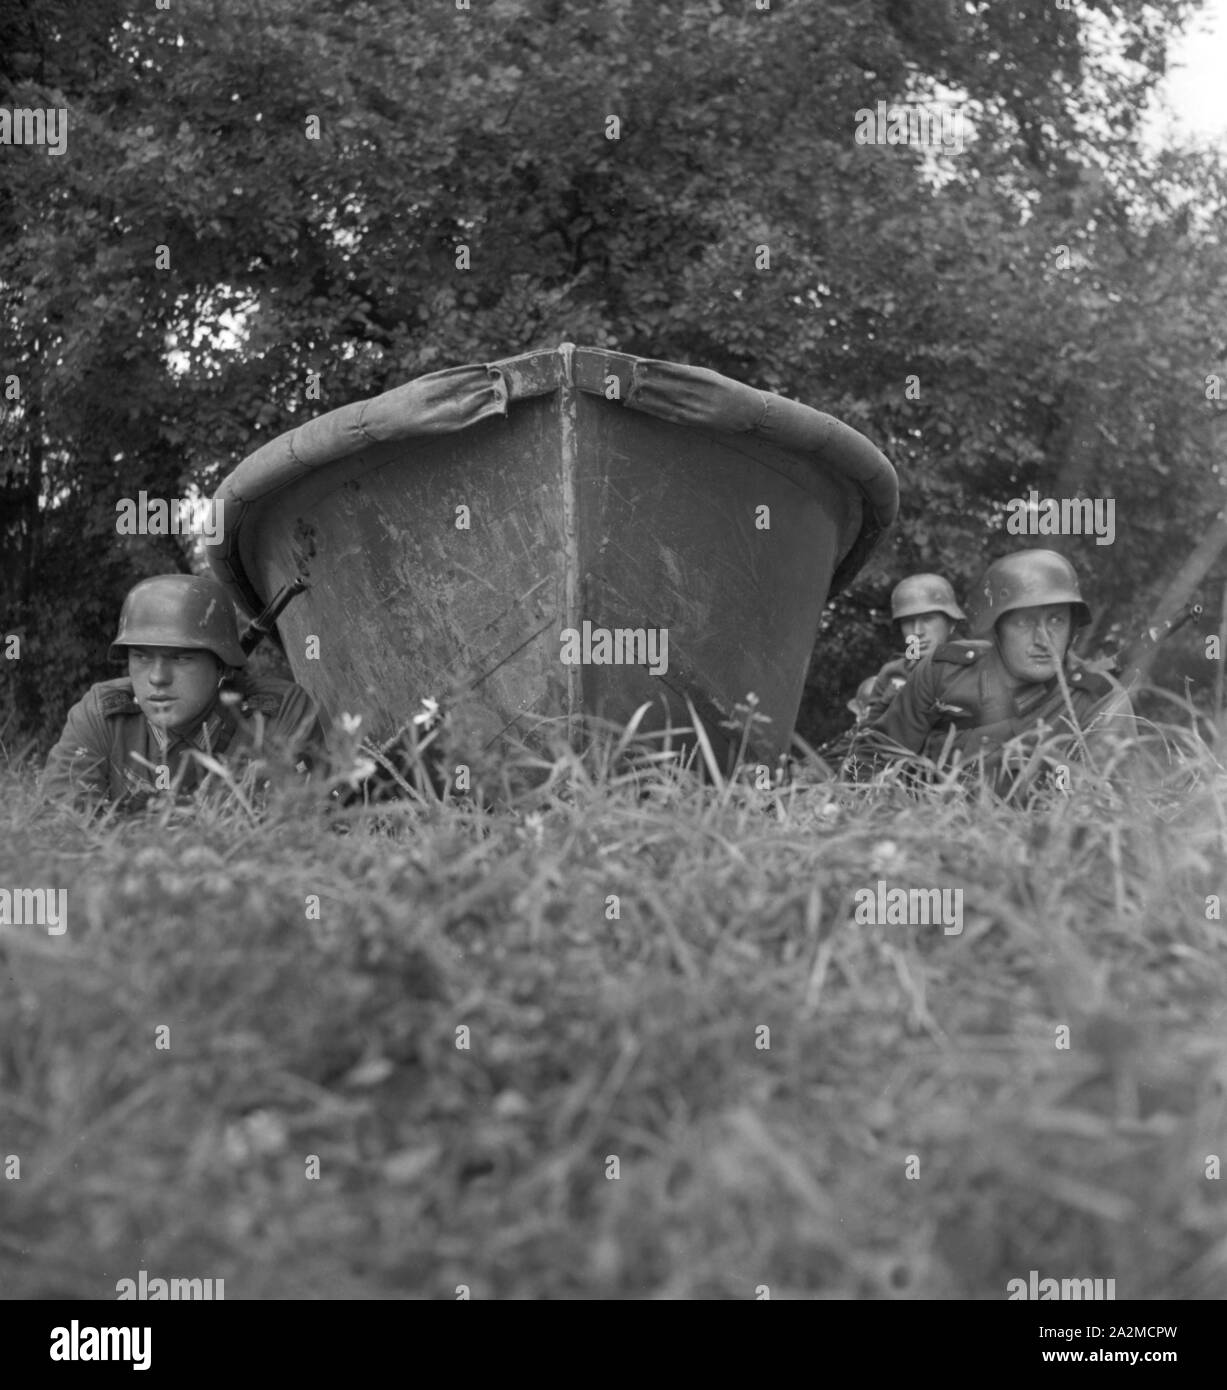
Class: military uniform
860,574,966,725
863,655,914,722
866,550,1136,789
40,571,321,810
39,674,320,809
869,640,1132,762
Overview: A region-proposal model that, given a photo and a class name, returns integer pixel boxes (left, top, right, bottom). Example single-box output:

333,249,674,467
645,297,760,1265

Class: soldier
863,573,967,722
867,549,1134,790
40,573,322,810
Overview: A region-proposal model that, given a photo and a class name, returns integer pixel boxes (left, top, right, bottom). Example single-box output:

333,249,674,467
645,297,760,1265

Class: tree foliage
2,0,1224,743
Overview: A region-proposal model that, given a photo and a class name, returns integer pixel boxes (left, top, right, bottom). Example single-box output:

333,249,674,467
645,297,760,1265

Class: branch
1121,502,1227,682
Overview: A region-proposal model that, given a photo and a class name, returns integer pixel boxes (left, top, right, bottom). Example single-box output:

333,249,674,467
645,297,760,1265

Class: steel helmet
890,573,966,622
968,549,1092,639
109,574,247,667
846,676,877,716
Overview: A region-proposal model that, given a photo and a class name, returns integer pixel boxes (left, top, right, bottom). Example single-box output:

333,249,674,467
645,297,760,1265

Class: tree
1,0,1221,744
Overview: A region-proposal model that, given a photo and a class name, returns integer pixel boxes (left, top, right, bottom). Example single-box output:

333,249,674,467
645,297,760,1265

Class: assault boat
209,344,897,768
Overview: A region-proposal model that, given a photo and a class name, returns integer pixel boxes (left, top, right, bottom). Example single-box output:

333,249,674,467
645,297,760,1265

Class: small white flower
338,711,363,736
413,696,441,727
244,1109,289,1155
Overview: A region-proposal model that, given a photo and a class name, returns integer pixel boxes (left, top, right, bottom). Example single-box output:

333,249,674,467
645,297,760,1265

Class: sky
1149,0,1227,143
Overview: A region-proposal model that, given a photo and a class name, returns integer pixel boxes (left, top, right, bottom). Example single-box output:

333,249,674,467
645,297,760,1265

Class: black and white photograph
1,0,1224,1354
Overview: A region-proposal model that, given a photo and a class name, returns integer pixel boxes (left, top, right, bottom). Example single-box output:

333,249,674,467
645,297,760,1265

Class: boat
208,344,898,770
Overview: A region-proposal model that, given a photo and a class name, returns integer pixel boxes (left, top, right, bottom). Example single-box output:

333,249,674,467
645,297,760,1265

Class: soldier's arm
863,687,890,725
38,690,113,805
868,657,940,754
863,672,899,724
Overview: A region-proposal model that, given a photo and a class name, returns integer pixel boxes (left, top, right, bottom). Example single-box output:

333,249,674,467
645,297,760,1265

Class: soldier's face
899,611,954,660
128,647,222,730
996,605,1073,683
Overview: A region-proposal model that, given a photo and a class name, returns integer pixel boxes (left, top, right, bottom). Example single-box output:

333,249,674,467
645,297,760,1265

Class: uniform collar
147,694,234,755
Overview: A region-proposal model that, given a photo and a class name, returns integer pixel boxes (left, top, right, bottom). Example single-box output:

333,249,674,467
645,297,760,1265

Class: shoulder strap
240,690,285,717
229,674,289,719
932,641,986,667
98,685,140,717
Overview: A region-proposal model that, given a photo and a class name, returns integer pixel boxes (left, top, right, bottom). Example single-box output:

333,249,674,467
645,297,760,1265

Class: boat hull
210,346,897,767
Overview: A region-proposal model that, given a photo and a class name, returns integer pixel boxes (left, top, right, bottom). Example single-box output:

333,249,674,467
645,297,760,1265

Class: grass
1,709,1226,1300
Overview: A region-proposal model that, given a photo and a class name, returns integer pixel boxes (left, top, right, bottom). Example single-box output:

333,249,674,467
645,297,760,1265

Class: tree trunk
1121,505,1227,682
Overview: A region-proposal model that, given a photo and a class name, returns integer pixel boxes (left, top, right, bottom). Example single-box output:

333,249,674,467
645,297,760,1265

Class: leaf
381,1145,442,1186
342,1056,395,1088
